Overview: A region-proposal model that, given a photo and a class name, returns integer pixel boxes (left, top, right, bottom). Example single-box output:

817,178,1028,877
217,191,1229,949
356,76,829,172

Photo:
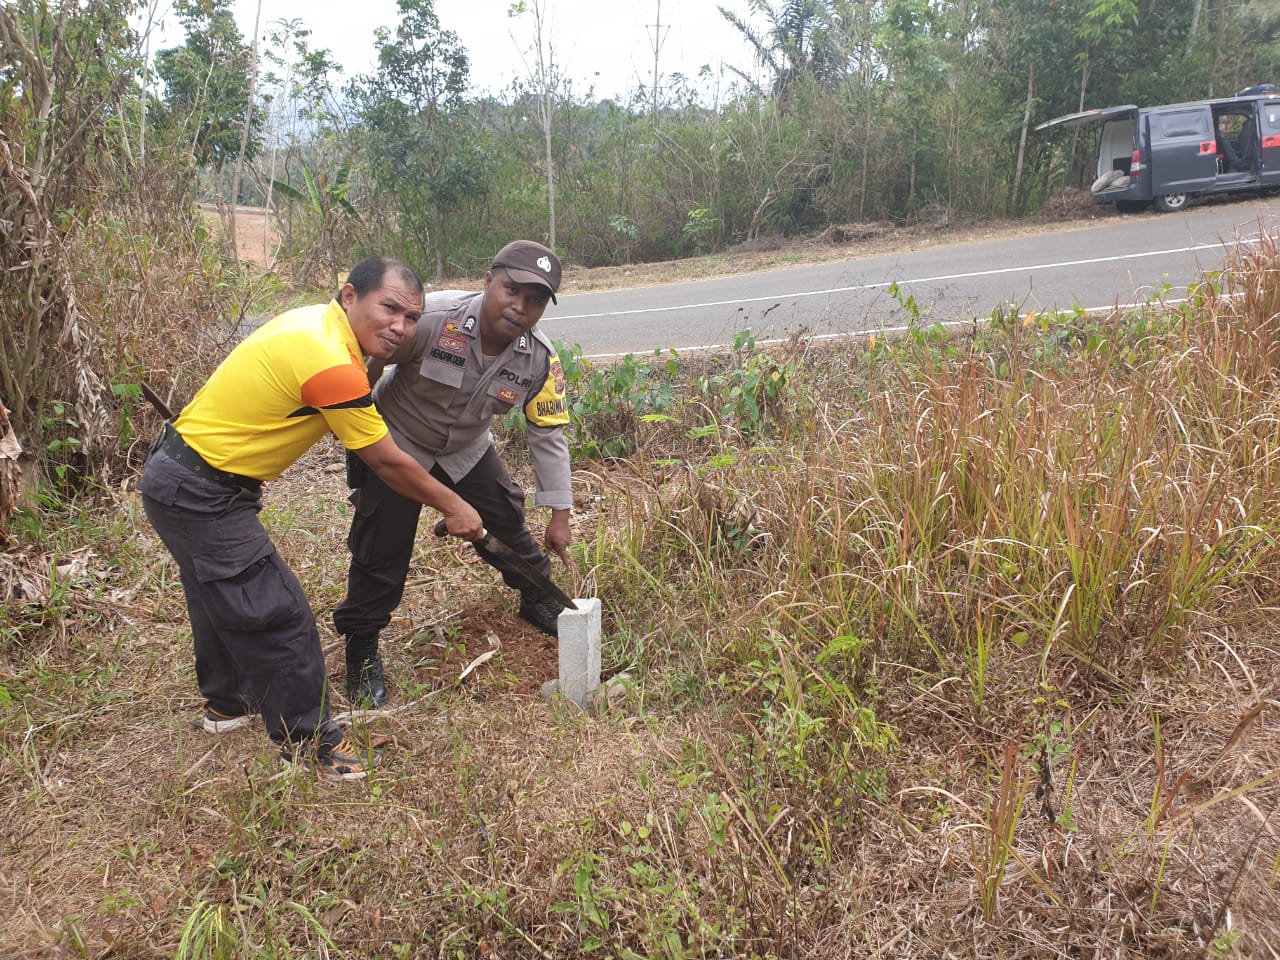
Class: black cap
491,240,562,304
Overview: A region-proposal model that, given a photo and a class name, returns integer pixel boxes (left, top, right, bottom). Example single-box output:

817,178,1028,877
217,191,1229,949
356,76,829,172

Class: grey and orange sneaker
193,704,252,734
281,736,376,781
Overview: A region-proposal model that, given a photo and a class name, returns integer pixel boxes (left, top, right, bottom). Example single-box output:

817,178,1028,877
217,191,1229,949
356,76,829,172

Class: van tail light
1129,148,1145,174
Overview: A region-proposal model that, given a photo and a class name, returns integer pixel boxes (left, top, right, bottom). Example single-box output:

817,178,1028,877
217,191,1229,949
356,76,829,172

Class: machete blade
433,520,577,611
473,534,579,611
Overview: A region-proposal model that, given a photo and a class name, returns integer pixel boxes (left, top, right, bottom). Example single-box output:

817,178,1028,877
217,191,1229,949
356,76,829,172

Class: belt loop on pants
156,423,262,492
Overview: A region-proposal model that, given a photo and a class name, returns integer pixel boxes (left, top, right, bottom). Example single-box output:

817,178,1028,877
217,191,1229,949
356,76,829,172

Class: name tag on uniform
430,331,467,367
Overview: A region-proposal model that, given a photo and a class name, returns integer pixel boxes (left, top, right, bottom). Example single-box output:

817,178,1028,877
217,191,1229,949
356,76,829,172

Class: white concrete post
555,597,601,707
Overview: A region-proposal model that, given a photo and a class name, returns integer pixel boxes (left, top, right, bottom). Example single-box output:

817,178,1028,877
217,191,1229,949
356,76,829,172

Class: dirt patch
813,221,896,244
375,545,562,702
408,608,557,698
273,446,568,706
198,204,278,269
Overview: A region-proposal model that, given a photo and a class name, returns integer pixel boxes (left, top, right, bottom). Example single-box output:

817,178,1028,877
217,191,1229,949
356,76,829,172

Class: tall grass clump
589,247,1280,680
572,244,1280,875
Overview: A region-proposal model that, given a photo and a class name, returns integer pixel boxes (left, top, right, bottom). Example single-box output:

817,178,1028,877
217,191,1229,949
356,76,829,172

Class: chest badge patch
430,330,467,367
498,387,518,404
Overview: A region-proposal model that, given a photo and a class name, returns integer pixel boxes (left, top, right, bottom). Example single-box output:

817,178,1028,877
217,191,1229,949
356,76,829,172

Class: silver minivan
1037,87,1280,213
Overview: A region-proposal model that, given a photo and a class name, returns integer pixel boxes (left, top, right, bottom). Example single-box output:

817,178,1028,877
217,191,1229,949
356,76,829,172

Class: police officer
334,241,573,707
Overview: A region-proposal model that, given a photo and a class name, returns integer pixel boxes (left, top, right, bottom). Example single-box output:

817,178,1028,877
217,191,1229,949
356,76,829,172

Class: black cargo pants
139,447,340,750
332,444,549,639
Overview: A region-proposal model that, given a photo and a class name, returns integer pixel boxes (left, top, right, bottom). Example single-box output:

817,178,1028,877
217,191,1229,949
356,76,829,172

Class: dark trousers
332,445,549,639
139,447,339,749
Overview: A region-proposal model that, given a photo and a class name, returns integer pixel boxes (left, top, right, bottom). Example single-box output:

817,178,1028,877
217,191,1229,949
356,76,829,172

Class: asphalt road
544,196,1280,358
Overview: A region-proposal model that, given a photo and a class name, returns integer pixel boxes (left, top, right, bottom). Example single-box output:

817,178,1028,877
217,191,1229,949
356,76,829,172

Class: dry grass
3,239,1280,959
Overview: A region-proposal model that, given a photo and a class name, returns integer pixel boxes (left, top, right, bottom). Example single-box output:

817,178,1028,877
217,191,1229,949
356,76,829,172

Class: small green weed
553,341,681,459
694,330,802,438
174,886,337,960
39,400,83,486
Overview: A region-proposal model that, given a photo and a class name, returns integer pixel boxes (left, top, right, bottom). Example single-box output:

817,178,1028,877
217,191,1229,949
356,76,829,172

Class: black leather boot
344,634,388,707
518,588,565,638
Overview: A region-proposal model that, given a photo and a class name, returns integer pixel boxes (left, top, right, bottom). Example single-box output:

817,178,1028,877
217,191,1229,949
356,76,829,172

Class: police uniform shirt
370,290,572,511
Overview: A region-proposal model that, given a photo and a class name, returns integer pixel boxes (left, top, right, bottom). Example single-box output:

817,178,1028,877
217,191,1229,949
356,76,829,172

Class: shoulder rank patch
525,355,570,427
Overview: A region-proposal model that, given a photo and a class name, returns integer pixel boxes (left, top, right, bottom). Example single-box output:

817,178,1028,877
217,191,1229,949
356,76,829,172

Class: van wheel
1154,193,1189,212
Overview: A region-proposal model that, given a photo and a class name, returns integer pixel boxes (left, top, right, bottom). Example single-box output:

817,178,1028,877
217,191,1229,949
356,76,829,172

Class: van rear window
1157,110,1209,139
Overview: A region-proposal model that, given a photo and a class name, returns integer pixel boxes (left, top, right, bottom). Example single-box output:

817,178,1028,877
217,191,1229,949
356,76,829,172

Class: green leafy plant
553,341,681,459
609,213,639,241
268,163,360,285
694,330,802,439
550,852,617,954
40,401,83,485
681,207,718,254
174,889,337,960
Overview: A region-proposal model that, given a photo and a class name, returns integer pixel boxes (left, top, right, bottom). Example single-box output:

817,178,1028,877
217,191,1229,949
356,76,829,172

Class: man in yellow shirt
139,257,482,780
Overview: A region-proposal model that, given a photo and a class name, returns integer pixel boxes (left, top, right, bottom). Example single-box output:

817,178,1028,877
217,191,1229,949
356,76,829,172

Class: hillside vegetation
6,0,1280,492
2,240,1278,957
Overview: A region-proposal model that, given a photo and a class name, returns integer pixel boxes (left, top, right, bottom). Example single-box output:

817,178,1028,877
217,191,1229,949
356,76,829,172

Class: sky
138,0,760,102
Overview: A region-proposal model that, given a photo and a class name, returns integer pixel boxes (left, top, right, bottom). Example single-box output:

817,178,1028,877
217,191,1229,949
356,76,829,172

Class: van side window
1266,110,1280,130
1158,109,1209,139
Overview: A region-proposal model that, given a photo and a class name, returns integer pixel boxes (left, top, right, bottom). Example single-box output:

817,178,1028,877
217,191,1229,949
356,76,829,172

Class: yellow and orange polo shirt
174,300,388,482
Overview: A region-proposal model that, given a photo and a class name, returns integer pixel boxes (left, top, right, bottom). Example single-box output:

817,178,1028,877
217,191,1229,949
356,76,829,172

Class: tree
227,0,263,263
718,0,843,102
257,18,345,269
1075,0,1138,112
154,0,263,176
984,0,1085,210
268,163,361,286
508,0,562,249
875,0,947,217
0,0,142,494
354,0,489,279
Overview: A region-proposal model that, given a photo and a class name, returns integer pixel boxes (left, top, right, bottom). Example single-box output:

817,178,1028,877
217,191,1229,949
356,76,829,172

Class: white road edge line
559,236,1259,323
581,290,1246,360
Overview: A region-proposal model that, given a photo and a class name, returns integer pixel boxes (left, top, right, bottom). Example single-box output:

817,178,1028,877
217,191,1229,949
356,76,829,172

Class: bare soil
276,442,568,705
199,205,277,269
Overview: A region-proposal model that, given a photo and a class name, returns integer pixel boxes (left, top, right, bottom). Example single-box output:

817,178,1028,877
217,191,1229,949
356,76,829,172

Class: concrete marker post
551,597,601,707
